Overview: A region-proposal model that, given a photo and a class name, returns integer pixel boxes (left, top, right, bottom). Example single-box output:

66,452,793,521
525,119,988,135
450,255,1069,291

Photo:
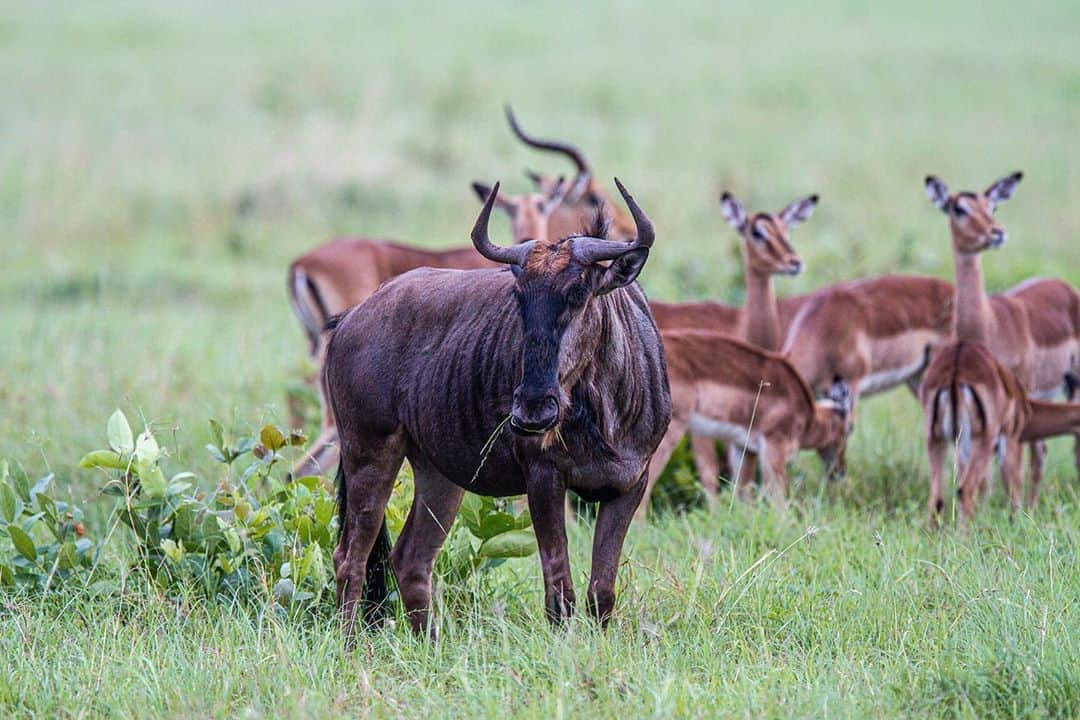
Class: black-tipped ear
720,192,747,232
523,168,544,188
985,171,1023,209
472,181,493,203
589,248,649,295
779,194,819,227
925,176,950,213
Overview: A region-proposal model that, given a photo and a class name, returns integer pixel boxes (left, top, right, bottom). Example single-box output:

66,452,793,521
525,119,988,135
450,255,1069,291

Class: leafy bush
66,410,537,611
0,460,96,590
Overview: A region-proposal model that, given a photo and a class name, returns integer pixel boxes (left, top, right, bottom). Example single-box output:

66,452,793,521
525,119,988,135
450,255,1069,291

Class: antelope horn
471,181,534,265
504,105,589,176
572,178,655,263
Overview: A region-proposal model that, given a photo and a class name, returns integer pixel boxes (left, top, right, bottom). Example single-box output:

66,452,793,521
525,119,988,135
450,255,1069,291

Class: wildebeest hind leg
334,431,405,643
587,472,647,626
391,457,464,638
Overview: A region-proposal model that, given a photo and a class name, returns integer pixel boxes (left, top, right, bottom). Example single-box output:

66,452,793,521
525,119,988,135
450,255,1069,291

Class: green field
3,1,1080,717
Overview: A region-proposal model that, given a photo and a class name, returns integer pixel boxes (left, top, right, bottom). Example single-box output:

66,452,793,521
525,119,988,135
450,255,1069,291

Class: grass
2,0,1080,717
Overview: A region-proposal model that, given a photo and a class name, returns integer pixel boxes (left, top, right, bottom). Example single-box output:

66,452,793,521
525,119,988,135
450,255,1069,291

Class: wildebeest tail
363,518,393,628
288,265,330,357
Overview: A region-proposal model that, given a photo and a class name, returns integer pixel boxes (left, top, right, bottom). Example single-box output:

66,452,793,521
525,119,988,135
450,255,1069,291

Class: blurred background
3,1,1079,494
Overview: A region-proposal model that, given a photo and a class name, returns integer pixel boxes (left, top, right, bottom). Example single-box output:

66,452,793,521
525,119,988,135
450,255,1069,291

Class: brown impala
324,180,670,641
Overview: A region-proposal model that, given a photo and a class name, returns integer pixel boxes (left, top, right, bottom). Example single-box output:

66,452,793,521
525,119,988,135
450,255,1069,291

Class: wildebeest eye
566,282,590,309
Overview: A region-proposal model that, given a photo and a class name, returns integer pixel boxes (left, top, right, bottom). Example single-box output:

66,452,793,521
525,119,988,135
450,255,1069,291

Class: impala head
471,178,569,245
720,191,816,276
925,171,1022,254
472,178,655,436
813,378,855,478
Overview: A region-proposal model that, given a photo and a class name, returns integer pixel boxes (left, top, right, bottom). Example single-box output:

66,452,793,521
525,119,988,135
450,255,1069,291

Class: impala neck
952,250,994,345
742,268,782,351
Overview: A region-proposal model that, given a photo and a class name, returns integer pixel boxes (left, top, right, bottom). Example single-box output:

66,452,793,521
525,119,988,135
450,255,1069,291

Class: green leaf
134,430,162,470
477,529,536,559
141,467,168,499
458,493,484,536
512,507,532,530
107,410,134,454
7,525,36,561
29,474,53,501
8,462,31,502
205,444,227,463
477,510,517,540
79,450,126,470
208,419,225,451
260,425,286,452
0,564,14,586
57,541,78,569
0,482,17,523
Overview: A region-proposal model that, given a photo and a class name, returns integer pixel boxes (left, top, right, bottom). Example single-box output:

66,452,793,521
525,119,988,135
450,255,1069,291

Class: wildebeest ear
985,170,1023,210
590,248,649,295
925,176,950,213
778,194,819,227
720,192,747,232
472,182,515,215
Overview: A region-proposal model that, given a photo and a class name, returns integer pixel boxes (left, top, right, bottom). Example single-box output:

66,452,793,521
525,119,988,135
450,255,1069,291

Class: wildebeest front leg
525,462,575,624
587,473,647,626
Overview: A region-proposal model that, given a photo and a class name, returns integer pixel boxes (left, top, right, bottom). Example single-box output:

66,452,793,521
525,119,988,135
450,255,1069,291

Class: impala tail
1021,398,1080,442
930,383,985,464
288,265,331,357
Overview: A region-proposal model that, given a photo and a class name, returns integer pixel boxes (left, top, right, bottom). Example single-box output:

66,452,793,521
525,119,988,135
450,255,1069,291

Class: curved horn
571,178,655,263
471,181,533,265
504,105,589,176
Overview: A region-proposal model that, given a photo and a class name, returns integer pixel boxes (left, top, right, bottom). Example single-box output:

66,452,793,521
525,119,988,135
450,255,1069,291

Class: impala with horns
642,330,853,514
924,171,1079,498
649,189,818,498
289,178,568,479
324,179,670,641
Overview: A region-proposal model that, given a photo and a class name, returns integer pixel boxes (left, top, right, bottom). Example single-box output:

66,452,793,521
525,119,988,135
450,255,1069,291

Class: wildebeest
324,179,671,640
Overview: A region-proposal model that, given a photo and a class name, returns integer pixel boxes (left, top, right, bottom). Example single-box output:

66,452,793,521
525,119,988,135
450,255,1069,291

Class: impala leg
292,368,340,479
637,416,689,521
728,444,759,500
760,438,793,511
526,462,575,624
390,458,464,638
1068,372,1080,476
690,434,721,497
1026,440,1046,508
586,472,647,626
334,432,405,643
1002,436,1026,513
957,438,994,523
927,437,947,528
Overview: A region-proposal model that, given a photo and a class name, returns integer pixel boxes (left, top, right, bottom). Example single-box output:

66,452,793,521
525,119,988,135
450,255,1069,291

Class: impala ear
925,176,950,213
523,168,544,188
985,171,1023,210
472,182,514,214
589,248,649,295
779,194,819,227
720,192,747,232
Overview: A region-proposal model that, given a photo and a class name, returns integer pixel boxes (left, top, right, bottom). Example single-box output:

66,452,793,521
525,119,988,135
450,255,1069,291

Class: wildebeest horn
504,105,590,177
471,181,534,265
571,178,655,263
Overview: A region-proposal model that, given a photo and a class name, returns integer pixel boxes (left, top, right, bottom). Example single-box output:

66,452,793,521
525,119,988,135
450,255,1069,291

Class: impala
924,171,1080,498
289,179,567,478
643,330,852,513
649,190,818,496
325,180,669,640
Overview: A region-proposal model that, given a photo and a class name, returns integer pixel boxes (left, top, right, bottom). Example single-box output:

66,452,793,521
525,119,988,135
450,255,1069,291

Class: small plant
71,409,537,611
0,460,96,590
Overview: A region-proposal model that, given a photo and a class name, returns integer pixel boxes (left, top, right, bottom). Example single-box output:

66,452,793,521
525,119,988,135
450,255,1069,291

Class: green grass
2,0,1080,717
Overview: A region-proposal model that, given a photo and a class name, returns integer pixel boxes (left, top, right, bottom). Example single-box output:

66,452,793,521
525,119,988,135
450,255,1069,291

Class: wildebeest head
472,178,655,436
925,171,1022,254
